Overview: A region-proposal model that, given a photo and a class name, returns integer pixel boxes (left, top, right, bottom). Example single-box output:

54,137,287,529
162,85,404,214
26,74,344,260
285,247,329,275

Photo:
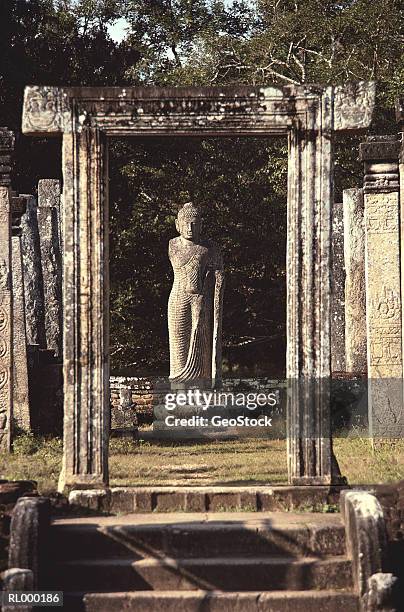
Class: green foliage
0,0,138,191
12,432,42,455
1,0,404,374
12,432,63,457
110,136,287,374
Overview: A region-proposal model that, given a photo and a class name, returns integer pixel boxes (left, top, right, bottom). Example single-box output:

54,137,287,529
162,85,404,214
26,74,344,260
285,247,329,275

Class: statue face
176,216,202,241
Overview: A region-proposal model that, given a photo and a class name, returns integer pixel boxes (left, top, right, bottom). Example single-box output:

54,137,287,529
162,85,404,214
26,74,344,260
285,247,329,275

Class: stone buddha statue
168,202,224,389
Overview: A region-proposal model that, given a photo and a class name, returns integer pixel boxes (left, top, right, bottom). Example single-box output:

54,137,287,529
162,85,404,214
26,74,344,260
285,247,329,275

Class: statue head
175,202,202,242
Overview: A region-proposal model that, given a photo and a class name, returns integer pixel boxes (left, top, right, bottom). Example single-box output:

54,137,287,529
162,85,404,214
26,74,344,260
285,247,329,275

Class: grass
0,434,403,495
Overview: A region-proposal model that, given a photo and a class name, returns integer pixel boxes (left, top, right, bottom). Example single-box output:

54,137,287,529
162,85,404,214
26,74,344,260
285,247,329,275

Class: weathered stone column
0,187,13,451
343,188,367,373
360,135,404,438
0,128,15,451
287,90,335,485
20,194,46,347
11,197,31,431
38,179,62,358
59,127,109,491
331,201,346,373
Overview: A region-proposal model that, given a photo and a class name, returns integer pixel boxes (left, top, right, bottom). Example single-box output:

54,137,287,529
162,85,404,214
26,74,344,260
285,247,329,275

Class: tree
0,0,139,190
2,0,404,375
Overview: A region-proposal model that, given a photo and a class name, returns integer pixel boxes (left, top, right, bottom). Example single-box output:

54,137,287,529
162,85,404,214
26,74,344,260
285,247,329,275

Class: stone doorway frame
22,83,375,492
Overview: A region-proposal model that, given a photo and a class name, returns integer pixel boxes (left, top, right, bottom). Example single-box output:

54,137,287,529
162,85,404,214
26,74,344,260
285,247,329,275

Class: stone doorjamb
21,83,376,492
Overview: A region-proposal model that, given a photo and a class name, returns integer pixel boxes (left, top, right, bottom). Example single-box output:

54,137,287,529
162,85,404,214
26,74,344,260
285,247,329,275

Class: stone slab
363,137,404,437
49,555,353,592
50,512,346,560
83,591,360,612
11,234,30,430
67,486,349,514
20,195,46,347
343,188,367,373
37,180,62,358
0,187,13,451
331,202,345,372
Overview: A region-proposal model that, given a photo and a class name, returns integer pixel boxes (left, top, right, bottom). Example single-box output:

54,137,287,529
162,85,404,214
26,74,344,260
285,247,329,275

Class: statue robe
168,237,224,387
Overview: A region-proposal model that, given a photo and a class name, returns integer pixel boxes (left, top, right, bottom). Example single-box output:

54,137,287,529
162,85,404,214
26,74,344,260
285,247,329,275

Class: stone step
45,556,353,593
49,512,346,560
68,486,347,513
63,590,359,612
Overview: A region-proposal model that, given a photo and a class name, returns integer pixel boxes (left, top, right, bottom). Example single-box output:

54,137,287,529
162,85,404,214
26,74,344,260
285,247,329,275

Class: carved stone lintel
22,83,375,137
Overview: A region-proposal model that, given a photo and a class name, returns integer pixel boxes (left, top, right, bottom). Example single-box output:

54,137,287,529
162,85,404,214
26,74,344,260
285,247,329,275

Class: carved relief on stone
0,338,8,358
0,370,8,390
168,203,224,389
0,259,10,290
23,86,70,133
370,332,401,366
368,288,402,366
0,306,8,332
370,288,401,322
92,92,269,132
127,94,266,118
334,81,376,131
365,193,399,234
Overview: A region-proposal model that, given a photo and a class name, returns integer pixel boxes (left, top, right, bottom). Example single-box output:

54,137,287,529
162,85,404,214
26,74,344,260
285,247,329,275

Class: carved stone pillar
360,135,404,438
20,195,46,347
287,91,335,485
38,179,62,358
59,128,109,491
0,187,13,451
0,128,15,451
331,201,346,373
11,196,30,431
343,188,367,373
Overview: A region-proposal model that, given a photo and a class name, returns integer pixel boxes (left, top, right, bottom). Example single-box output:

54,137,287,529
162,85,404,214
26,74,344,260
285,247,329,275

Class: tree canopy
1,0,403,375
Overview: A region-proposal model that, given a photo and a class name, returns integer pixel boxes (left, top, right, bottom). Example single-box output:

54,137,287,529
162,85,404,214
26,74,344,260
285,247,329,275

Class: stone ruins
17,81,377,492
1,80,404,492
168,202,224,389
